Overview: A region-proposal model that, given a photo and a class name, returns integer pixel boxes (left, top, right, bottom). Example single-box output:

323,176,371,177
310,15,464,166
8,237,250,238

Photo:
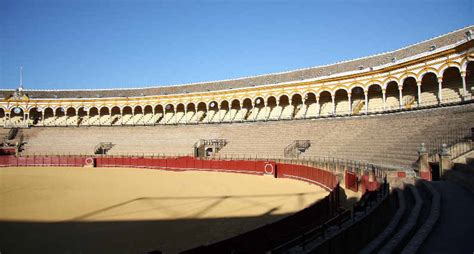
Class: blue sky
1,0,473,90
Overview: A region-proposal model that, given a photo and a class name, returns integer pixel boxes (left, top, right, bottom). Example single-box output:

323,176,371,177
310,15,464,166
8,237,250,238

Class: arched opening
183,103,195,124
291,94,305,119
334,89,349,115
66,107,77,126
216,100,230,123
55,107,66,126
239,98,252,121
367,84,383,113
402,77,418,109
203,101,218,123
319,91,333,116
279,95,292,119
350,87,365,115
420,72,439,106
163,104,175,124
442,67,463,103
154,105,164,124
0,108,5,126
385,81,400,110
55,107,65,117
256,96,271,121
227,99,241,122
247,97,263,121
175,103,186,124
132,106,144,125
122,106,133,125
66,107,76,117
29,107,42,125
9,107,24,125
111,106,121,125
42,107,54,125
141,105,152,125
99,107,110,125
267,96,279,120
77,107,88,125
194,102,207,123
466,61,474,98
88,107,99,126
305,92,318,118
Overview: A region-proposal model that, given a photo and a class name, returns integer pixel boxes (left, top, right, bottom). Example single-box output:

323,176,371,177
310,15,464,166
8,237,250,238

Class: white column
316,97,320,117
331,94,336,115
438,77,443,104
461,71,467,100
348,93,352,115
417,81,422,107
399,85,403,109
382,89,386,111
364,91,368,114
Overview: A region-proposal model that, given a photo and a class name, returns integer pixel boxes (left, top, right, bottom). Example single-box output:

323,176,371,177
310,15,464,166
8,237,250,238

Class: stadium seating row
20,103,474,169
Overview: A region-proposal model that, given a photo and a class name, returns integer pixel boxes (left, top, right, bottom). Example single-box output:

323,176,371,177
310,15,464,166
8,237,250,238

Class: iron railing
427,127,473,162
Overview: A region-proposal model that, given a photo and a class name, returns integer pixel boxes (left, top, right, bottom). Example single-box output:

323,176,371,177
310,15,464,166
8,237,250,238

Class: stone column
348,93,352,115
417,143,431,180
315,97,320,117
382,89,386,110
439,144,452,178
398,85,403,109
364,91,368,114
461,71,467,101
331,94,335,115
417,81,422,107
438,77,443,104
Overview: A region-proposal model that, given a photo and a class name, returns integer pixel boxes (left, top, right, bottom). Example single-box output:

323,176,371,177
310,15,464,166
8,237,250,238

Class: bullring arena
1,25,474,253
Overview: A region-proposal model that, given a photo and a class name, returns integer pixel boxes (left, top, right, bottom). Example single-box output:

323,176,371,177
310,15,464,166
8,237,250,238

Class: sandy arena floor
0,167,328,253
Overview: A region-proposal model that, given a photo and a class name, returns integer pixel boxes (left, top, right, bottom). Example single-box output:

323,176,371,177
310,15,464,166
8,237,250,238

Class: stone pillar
398,85,403,109
461,71,467,100
417,143,431,180
382,89,386,110
348,93,352,115
417,81,422,107
316,96,320,117
364,91,368,114
331,94,335,115
438,77,443,104
41,111,45,126
439,144,452,177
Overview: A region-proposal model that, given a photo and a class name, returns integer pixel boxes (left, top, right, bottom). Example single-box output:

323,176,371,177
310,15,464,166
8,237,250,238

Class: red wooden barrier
276,163,337,191
0,155,342,194
345,170,358,192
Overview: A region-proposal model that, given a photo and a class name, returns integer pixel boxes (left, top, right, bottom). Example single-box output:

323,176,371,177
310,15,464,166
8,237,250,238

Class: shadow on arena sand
0,210,288,253
0,191,358,254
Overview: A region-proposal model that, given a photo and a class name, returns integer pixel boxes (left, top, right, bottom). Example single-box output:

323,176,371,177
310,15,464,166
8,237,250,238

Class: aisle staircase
284,140,311,158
